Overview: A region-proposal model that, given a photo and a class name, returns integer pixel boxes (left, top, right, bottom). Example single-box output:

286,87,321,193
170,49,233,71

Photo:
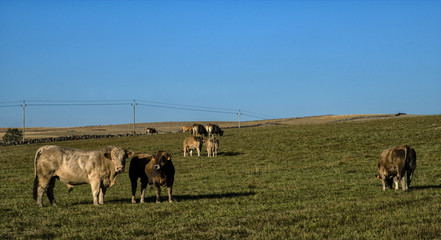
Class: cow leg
47,177,57,206
167,186,173,203
381,178,387,191
130,178,138,204
36,175,53,207
154,184,161,203
197,148,200,157
140,178,148,203
90,181,100,206
99,187,107,205
407,170,414,188
393,177,399,190
190,150,193,157
400,176,408,191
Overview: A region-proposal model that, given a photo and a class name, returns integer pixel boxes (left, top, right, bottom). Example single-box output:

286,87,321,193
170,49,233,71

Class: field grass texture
1,115,440,239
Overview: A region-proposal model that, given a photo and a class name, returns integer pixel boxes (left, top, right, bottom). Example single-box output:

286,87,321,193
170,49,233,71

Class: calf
145,151,175,203
129,154,153,203
183,136,203,157
204,137,219,157
376,145,416,191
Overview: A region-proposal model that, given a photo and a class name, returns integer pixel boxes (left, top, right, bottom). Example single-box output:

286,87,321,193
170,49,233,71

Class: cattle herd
32,123,417,207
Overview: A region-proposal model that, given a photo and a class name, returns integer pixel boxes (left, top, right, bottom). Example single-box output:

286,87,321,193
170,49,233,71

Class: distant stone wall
0,133,145,146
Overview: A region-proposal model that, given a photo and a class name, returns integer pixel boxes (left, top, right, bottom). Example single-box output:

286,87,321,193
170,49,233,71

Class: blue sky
1,0,440,127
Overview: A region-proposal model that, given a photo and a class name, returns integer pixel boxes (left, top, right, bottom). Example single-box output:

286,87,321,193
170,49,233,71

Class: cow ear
167,156,171,161
104,152,112,160
127,150,135,157
151,158,155,162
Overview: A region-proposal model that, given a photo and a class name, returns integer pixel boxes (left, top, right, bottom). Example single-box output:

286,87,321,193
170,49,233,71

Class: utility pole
238,109,241,128
132,100,137,135
21,101,26,142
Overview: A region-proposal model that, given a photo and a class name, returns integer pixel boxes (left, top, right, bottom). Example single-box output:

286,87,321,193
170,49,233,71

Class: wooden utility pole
132,100,137,135
238,109,241,128
21,101,26,142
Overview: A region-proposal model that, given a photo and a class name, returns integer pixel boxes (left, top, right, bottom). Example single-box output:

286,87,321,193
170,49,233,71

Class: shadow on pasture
218,151,243,156
70,192,256,206
173,191,256,202
410,184,441,190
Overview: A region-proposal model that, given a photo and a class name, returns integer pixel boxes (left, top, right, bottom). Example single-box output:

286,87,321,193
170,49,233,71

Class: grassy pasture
0,115,440,239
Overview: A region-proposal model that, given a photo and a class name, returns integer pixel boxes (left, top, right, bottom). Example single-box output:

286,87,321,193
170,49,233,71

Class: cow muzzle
153,165,161,171
116,166,124,173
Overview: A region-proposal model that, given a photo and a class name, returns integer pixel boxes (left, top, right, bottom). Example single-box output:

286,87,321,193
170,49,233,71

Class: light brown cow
33,145,134,206
182,126,192,132
183,136,203,157
376,145,416,191
204,137,219,157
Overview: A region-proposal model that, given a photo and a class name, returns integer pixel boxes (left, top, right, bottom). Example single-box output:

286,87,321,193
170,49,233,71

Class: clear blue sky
1,0,440,127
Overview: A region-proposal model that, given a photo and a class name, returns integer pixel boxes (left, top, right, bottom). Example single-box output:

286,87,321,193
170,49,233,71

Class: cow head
104,147,134,173
152,151,172,171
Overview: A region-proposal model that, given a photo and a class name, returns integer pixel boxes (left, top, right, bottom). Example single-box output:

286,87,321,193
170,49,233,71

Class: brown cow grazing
183,136,203,157
129,154,153,204
182,126,192,132
145,151,175,203
33,145,134,206
205,124,224,137
376,145,416,191
204,137,219,157
146,128,157,134
192,124,208,136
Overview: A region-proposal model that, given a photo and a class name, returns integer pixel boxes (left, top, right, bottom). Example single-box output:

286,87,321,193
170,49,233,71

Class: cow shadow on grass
410,184,441,190
218,151,243,157
71,191,256,206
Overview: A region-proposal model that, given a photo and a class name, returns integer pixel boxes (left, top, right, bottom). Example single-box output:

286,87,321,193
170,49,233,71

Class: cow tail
33,149,42,200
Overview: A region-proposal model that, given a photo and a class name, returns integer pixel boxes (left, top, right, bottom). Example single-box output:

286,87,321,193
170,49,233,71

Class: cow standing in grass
145,151,175,203
205,124,223,137
376,145,416,191
33,145,134,206
129,154,153,203
183,136,203,157
204,137,219,157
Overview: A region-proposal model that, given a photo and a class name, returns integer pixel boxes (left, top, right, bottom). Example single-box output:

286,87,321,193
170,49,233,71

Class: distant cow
33,145,134,206
183,136,203,157
145,151,175,203
146,128,157,134
192,124,208,136
129,154,153,203
204,137,219,157
205,124,223,137
182,126,192,132
376,145,416,191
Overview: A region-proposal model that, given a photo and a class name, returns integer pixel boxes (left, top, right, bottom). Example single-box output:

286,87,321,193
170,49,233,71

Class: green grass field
1,115,440,239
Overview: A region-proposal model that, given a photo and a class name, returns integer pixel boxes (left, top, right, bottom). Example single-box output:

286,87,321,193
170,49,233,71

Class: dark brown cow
145,151,175,203
376,145,416,191
129,154,153,203
146,128,157,134
33,145,134,206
